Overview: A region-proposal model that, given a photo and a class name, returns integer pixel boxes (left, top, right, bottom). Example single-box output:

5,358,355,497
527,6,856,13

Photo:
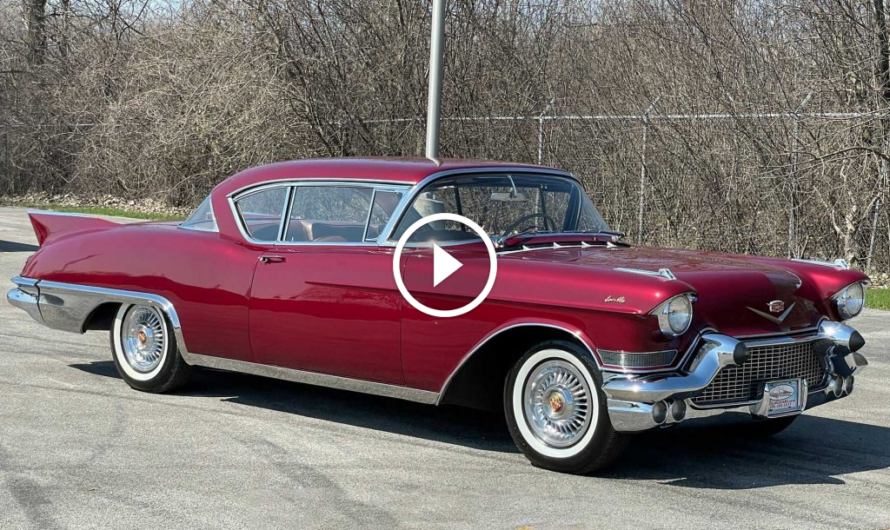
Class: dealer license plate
766,379,803,417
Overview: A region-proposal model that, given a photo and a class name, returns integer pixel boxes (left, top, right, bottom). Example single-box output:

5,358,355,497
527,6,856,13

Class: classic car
7,158,870,474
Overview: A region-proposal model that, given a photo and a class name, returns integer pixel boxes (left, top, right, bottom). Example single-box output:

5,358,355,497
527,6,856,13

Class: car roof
214,157,568,196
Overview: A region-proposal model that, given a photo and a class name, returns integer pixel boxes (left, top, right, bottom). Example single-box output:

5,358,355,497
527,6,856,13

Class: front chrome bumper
602,321,869,433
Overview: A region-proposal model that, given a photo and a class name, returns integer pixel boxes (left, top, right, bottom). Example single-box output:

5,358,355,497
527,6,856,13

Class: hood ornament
748,301,795,324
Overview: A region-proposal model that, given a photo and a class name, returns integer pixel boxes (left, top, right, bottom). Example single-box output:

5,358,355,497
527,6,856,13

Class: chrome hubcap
121,306,165,373
523,360,592,447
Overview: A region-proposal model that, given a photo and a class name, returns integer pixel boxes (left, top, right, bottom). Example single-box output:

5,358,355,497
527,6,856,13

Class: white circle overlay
392,212,498,318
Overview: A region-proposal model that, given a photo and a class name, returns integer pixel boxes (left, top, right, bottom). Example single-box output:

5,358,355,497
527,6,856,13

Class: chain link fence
2,111,888,271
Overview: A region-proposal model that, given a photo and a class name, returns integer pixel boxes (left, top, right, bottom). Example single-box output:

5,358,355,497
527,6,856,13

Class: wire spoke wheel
120,305,166,373
523,359,592,448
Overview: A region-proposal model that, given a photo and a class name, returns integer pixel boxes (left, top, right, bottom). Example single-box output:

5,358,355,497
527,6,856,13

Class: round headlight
652,294,694,337
833,282,865,320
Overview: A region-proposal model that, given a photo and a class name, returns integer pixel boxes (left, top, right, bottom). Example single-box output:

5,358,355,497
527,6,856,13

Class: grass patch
9,204,183,222
866,288,890,311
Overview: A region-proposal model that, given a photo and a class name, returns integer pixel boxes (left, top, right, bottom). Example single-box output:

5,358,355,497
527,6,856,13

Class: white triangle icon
433,243,463,287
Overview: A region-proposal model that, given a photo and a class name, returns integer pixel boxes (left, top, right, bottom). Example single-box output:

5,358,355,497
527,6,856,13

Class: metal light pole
425,0,446,159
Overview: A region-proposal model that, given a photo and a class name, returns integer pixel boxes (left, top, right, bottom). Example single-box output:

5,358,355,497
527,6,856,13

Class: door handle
260,255,286,264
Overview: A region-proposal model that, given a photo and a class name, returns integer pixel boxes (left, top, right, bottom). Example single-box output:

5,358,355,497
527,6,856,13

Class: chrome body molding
8,276,439,405
8,276,191,356
604,320,869,432
184,353,439,405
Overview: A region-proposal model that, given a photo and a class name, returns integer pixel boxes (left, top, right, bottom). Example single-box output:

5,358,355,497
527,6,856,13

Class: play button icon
392,212,498,318
432,243,463,287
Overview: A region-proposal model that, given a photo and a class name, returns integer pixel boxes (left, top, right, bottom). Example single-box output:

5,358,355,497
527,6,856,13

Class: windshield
391,173,610,242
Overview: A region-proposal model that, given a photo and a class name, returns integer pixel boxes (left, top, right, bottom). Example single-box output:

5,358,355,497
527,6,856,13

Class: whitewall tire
111,304,192,392
504,340,626,473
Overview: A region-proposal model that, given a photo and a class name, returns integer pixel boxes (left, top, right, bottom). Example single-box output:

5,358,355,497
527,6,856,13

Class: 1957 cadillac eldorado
7,158,870,473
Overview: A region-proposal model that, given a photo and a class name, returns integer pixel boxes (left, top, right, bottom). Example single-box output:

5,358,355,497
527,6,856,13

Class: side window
181,196,218,232
365,190,404,241
234,187,289,242
285,186,373,243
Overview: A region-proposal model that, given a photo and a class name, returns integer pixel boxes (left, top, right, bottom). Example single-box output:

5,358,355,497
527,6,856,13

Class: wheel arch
82,302,122,332
436,322,598,411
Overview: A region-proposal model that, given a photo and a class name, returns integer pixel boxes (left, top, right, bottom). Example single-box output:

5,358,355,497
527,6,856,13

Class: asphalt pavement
1,206,889,530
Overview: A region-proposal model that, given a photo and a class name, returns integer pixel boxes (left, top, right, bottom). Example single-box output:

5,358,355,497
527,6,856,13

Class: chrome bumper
603,322,868,433
7,277,43,324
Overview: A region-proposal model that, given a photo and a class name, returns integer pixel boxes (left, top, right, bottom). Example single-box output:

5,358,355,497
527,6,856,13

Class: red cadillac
7,158,870,474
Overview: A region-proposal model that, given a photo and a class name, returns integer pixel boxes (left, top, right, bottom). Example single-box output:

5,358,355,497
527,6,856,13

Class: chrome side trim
9,276,438,405
184,353,439,404
10,278,191,357
435,322,598,405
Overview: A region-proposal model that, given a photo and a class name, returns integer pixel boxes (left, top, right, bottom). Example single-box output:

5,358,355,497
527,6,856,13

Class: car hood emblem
767,300,785,313
747,301,795,325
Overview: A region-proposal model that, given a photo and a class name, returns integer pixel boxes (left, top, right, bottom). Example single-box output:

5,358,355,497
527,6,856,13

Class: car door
244,182,408,385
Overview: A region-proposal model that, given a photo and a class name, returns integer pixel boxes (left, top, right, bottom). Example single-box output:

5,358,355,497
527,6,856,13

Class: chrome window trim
361,188,378,242
227,180,411,247
230,181,293,243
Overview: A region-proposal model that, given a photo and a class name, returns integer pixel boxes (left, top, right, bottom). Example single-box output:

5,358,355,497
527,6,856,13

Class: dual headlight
832,281,867,320
651,294,694,337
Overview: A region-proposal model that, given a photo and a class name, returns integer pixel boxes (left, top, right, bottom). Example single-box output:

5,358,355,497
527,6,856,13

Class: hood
499,243,866,337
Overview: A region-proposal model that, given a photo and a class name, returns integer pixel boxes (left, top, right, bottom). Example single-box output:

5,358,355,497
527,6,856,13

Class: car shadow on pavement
70,360,516,453
70,360,890,486
0,240,39,252
607,413,890,488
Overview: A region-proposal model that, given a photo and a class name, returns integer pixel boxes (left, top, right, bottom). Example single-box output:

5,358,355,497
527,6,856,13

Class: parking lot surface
1,206,889,530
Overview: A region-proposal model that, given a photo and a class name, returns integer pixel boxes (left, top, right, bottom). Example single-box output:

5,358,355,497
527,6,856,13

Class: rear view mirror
490,191,530,202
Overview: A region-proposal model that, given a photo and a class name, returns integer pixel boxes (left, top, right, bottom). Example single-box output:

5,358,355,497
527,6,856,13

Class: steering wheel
501,213,557,237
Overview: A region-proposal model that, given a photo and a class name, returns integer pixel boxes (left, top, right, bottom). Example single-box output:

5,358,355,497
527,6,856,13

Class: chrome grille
693,338,829,407
599,349,678,369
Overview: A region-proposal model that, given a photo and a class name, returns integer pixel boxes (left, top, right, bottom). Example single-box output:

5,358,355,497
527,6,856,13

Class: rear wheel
504,340,626,474
111,304,191,392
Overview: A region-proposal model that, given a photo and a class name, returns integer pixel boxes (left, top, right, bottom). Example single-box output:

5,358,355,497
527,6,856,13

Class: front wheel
111,304,192,393
504,340,626,474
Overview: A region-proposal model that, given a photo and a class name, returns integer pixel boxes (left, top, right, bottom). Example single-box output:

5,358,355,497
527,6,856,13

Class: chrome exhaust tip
652,401,668,425
670,399,687,422
843,376,854,396
832,376,844,398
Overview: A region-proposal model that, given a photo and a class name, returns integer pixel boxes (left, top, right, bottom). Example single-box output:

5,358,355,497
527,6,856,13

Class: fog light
652,401,668,424
832,376,843,398
843,376,854,395
670,399,687,422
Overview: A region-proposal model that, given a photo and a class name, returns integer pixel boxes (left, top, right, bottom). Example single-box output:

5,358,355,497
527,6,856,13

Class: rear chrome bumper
7,277,43,324
603,322,868,433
